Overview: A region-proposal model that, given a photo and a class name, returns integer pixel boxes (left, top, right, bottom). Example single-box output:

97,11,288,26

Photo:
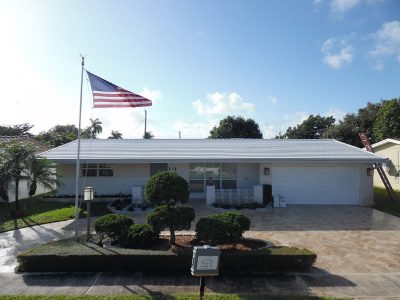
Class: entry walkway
1,203,400,298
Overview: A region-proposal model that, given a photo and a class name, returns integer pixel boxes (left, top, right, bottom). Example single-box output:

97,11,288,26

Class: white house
370,138,400,191
41,139,387,206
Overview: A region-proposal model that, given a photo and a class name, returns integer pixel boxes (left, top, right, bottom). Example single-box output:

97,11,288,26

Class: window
150,163,168,176
189,164,205,193
189,163,236,193
82,163,113,177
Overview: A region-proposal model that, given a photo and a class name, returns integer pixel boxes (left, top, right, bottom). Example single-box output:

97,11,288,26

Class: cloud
324,107,346,123
270,111,310,137
192,92,256,116
370,21,400,69
330,0,361,14
314,0,382,16
321,38,354,69
268,96,278,104
140,87,162,104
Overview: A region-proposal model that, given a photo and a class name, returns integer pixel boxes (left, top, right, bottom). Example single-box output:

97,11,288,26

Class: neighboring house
370,138,400,192
0,136,51,202
41,139,386,206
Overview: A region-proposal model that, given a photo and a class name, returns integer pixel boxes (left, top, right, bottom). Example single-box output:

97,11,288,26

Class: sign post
191,245,221,300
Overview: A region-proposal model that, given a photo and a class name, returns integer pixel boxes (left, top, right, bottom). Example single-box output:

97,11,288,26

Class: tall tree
373,98,400,142
323,102,383,147
83,118,103,139
278,115,335,139
209,116,263,139
108,130,123,139
0,124,33,136
35,124,78,147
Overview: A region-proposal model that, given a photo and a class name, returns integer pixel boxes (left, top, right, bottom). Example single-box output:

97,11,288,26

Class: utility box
191,246,221,276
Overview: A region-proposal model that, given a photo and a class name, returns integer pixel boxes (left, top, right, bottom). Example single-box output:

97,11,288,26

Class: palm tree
1,142,35,211
84,118,103,139
0,155,11,204
26,156,59,198
108,130,123,139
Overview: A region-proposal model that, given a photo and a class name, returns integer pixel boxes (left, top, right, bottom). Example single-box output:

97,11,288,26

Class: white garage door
272,166,360,205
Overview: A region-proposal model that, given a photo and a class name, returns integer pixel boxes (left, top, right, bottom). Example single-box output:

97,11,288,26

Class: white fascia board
371,138,400,149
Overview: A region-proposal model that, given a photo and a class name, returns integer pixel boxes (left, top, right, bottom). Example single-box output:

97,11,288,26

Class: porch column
206,185,215,205
132,186,143,205
253,185,263,204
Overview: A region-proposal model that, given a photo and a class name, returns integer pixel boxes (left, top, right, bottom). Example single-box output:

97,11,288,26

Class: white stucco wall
4,179,51,202
373,143,400,191
237,163,259,189
54,162,375,206
57,163,150,195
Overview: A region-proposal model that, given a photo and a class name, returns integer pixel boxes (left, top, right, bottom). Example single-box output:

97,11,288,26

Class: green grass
0,295,344,300
373,187,400,217
0,196,110,233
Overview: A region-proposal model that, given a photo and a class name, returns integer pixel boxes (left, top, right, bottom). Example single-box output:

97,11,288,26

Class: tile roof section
40,139,386,164
0,136,49,153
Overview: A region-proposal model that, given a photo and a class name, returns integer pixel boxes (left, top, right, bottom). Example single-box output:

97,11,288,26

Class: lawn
0,196,110,233
373,187,400,217
0,295,344,300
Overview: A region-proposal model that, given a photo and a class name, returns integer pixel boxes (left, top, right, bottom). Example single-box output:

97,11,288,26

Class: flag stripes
86,71,152,108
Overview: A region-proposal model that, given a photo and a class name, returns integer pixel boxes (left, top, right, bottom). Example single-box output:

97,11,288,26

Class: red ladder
359,132,398,201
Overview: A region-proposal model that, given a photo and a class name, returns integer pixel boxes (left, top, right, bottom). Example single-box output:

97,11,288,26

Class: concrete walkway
1,204,400,299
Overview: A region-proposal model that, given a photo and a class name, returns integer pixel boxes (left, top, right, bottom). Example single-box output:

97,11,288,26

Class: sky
0,0,399,139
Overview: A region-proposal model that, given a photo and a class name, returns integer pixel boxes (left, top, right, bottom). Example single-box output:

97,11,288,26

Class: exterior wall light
264,167,270,176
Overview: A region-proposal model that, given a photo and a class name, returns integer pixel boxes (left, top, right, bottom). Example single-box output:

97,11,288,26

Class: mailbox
191,245,221,276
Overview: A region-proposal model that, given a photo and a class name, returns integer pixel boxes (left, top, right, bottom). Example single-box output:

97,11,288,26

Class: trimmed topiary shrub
196,212,251,244
216,211,251,231
144,171,189,206
120,224,157,249
94,214,134,244
147,205,195,244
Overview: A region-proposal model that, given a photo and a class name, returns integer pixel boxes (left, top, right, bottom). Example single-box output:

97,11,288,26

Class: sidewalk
1,271,400,299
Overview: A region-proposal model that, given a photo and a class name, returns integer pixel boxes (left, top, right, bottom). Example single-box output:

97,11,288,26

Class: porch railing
206,185,262,205
215,188,254,205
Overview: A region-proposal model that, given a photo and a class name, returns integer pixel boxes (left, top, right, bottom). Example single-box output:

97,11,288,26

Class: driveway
1,204,400,298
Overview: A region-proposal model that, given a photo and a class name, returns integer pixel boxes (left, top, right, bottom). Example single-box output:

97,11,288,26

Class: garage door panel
272,167,359,205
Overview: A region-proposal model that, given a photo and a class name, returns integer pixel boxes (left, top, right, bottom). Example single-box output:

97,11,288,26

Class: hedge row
17,239,316,273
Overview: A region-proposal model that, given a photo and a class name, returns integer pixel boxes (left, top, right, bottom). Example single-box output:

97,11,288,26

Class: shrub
216,212,251,231
120,224,157,249
94,214,134,243
196,212,251,244
147,205,195,244
195,217,228,245
17,239,317,273
144,171,189,206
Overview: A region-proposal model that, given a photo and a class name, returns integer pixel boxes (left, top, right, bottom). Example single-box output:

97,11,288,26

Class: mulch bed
148,235,267,252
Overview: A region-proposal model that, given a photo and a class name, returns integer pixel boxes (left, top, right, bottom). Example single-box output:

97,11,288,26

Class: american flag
86,71,152,108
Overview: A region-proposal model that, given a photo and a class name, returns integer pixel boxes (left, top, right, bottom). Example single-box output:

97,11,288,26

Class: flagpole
74,55,85,241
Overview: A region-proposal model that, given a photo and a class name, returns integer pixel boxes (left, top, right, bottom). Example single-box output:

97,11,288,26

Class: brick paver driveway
219,204,400,298
1,203,400,298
